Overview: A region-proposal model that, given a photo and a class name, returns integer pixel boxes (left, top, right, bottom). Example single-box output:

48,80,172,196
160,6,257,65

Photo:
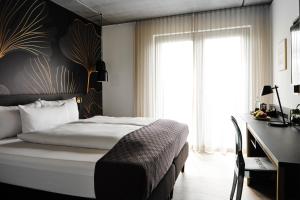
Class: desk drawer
247,129,266,157
248,131,257,149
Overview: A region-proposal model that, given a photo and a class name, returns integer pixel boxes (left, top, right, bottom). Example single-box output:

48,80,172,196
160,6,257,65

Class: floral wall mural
0,0,103,117
0,0,48,59
24,55,80,94
60,19,101,92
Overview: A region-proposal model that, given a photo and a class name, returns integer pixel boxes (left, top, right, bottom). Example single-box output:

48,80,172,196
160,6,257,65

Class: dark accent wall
0,0,103,118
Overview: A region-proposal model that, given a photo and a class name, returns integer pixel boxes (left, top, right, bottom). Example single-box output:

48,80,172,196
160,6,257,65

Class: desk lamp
261,85,289,127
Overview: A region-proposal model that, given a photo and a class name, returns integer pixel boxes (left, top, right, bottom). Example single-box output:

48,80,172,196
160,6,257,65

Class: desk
240,114,300,200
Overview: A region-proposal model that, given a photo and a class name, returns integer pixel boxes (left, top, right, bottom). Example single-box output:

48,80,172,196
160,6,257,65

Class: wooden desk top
240,114,300,166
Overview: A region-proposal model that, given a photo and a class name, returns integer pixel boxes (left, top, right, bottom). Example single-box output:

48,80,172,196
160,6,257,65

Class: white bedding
18,116,156,149
0,137,108,198
81,116,156,126
0,116,156,198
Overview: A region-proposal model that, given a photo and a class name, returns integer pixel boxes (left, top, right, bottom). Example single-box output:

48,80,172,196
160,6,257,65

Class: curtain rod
103,2,271,26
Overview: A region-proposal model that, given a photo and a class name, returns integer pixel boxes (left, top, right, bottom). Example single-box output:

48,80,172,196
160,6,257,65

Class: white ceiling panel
51,0,272,25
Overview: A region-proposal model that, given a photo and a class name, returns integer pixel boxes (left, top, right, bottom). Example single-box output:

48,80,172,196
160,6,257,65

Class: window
155,36,194,128
155,28,250,153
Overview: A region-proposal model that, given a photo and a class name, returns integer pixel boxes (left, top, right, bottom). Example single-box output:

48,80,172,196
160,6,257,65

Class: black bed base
148,143,189,200
1,143,189,200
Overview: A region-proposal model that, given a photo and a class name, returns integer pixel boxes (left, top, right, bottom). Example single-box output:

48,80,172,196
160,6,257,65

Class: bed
0,94,189,200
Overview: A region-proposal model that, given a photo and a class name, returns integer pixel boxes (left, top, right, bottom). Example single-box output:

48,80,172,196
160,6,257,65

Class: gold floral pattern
25,55,79,94
60,19,101,92
0,0,47,59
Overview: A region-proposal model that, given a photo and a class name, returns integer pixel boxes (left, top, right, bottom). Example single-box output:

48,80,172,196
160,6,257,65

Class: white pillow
0,101,41,139
19,104,71,133
39,97,79,122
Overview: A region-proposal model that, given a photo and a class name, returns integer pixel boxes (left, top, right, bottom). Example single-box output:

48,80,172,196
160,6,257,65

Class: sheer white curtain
135,15,193,117
135,6,272,153
194,6,272,110
193,29,250,152
154,34,194,128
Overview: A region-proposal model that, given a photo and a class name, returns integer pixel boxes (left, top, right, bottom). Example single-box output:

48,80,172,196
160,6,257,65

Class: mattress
0,138,108,198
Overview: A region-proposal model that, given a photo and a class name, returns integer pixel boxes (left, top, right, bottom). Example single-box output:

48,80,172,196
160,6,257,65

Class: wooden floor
173,151,275,200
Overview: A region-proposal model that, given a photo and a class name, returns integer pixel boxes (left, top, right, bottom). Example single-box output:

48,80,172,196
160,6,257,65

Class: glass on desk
260,103,267,112
267,104,277,118
255,99,261,111
290,105,300,125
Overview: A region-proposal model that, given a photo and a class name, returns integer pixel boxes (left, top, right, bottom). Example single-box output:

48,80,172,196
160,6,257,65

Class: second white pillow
19,104,71,133
39,97,79,122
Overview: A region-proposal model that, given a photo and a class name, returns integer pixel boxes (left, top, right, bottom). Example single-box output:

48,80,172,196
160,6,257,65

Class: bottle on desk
255,98,261,111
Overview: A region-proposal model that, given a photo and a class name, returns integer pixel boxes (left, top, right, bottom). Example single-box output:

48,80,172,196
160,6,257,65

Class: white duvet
18,116,156,150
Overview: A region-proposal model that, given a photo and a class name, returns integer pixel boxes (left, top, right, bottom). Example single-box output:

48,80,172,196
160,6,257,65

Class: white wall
271,0,300,108
102,22,135,117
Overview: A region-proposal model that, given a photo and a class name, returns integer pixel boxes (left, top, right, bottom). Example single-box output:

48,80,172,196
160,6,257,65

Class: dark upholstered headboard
0,94,83,106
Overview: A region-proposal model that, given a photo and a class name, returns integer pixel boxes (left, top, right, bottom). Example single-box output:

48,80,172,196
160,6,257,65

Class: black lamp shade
96,60,108,82
261,85,273,96
97,69,108,82
294,85,300,93
89,72,101,90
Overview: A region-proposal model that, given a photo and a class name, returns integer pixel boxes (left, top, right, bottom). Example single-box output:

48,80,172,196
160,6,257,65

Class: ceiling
51,0,272,25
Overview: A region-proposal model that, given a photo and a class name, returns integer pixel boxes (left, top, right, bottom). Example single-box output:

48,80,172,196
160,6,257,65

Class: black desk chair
230,116,276,200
